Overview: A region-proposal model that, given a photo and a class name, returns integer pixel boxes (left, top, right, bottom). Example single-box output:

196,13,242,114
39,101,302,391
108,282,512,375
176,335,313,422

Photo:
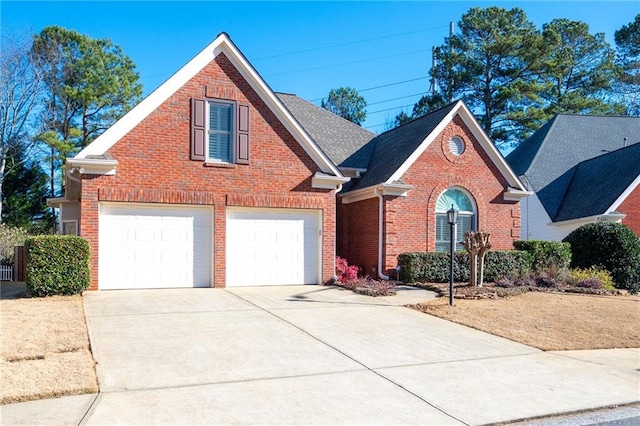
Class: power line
359,77,429,93
251,25,449,61
367,91,428,106
364,122,391,130
310,76,429,102
367,103,415,115
265,48,431,78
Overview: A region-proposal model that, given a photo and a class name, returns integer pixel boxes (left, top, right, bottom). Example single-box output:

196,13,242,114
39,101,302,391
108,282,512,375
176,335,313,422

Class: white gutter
550,211,627,226
375,188,390,281
503,187,533,201
67,158,118,175
311,172,350,190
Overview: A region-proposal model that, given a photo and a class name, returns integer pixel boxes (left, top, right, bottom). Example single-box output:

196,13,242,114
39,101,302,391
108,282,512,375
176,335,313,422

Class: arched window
435,188,476,251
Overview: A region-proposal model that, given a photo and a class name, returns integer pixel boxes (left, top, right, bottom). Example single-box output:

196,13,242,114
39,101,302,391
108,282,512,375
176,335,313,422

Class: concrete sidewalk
2,285,639,425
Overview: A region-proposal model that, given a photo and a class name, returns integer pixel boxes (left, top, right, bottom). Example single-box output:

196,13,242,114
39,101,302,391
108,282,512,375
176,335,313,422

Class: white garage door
226,208,320,286
99,203,212,290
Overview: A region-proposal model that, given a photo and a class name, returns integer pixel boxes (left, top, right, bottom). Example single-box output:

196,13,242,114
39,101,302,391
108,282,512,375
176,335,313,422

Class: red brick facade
79,53,337,289
619,185,640,236
338,116,520,278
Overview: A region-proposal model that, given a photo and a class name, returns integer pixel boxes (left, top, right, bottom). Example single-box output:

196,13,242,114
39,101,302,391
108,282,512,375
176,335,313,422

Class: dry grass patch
0,295,98,405
410,291,640,351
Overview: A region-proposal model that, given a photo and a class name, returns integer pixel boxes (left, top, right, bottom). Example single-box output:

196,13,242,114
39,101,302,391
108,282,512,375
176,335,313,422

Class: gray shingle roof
276,93,376,168
348,102,458,192
555,143,640,221
506,114,640,221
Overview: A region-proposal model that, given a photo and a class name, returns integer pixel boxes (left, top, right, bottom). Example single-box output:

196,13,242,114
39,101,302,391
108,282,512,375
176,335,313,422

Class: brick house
280,97,530,279
506,114,640,240
49,33,530,289
48,33,348,290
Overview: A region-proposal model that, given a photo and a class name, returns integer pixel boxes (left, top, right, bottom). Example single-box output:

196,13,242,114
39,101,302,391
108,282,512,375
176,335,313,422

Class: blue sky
3,1,638,133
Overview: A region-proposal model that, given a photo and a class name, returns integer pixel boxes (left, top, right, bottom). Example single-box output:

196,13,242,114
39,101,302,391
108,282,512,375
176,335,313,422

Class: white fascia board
504,187,533,201
386,102,461,184
550,213,625,227
339,187,376,204
608,173,640,212
312,172,350,190
380,182,414,196
455,103,528,191
218,39,342,177
340,182,413,204
67,158,118,175
76,33,342,178
387,101,527,192
76,36,227,159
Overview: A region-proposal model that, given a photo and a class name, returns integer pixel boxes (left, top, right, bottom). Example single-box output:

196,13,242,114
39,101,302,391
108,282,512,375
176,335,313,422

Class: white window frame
435,187,476,252
206,100,235,163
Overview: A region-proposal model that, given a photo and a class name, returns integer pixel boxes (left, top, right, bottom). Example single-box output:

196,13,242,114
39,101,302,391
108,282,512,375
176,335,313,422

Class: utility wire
367,91,428,106
367,103,415,115
310,76,429,102
265,48,431,78
251,25,448,61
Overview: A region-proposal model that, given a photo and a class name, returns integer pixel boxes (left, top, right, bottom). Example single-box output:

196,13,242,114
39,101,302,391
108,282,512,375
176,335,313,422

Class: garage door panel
99,203,211,290
227,208,319,287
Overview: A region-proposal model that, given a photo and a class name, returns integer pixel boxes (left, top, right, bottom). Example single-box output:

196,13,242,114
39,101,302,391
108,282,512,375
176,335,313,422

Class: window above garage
191,98,249,165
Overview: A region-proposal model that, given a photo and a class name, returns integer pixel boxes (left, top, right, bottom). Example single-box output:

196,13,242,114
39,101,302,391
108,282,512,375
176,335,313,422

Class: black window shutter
191,98,206,161
236,104,250,164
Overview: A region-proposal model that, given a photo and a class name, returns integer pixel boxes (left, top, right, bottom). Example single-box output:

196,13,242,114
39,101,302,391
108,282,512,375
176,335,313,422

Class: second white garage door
226,208,320,286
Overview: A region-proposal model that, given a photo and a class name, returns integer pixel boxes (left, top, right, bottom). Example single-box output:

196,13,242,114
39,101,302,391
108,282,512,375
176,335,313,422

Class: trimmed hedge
513,240,571,272
25,235,90,296
563,222,640,294
397,250,531,283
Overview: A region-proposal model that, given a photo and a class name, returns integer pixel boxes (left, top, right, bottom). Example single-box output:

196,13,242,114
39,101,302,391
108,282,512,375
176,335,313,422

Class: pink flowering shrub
335,256,358,283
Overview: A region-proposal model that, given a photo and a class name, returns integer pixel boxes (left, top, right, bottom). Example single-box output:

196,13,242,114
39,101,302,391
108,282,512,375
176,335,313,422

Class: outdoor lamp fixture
447,205,458,306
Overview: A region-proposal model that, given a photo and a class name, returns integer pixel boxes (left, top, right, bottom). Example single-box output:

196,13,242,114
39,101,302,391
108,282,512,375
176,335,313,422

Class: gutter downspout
375,188,390,281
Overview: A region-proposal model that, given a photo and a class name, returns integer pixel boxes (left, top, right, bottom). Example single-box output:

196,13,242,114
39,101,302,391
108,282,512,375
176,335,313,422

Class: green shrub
513,240,571,272
483,250,533,282
397,250,531,283
563,222,640,294
0,224,29,265
25,235,90,296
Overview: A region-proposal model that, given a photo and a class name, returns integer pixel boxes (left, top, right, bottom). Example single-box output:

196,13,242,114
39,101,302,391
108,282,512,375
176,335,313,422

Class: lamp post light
447,205,458,306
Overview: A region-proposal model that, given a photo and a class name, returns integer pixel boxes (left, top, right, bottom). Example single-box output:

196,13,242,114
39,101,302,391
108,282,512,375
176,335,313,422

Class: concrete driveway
3,285,639,425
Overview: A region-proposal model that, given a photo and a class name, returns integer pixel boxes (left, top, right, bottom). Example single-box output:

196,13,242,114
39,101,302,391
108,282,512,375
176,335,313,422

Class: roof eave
607,173,640,212
551,211,627,227
503,187,533,201
67,158,118,175
340,182,414,204
311,172,350,190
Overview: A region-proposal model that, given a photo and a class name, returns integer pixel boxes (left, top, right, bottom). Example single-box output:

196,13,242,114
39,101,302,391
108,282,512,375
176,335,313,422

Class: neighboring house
48,33,530,289
48,33,349,290
282,97,530,279
506,114,640,241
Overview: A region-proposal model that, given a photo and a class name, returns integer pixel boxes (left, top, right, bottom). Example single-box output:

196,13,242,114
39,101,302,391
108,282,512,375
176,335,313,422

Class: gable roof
343,100,527,195
74,33,342,177
350,102,457,191
554,143,640,222
276,93,376,169
506,114,640,221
